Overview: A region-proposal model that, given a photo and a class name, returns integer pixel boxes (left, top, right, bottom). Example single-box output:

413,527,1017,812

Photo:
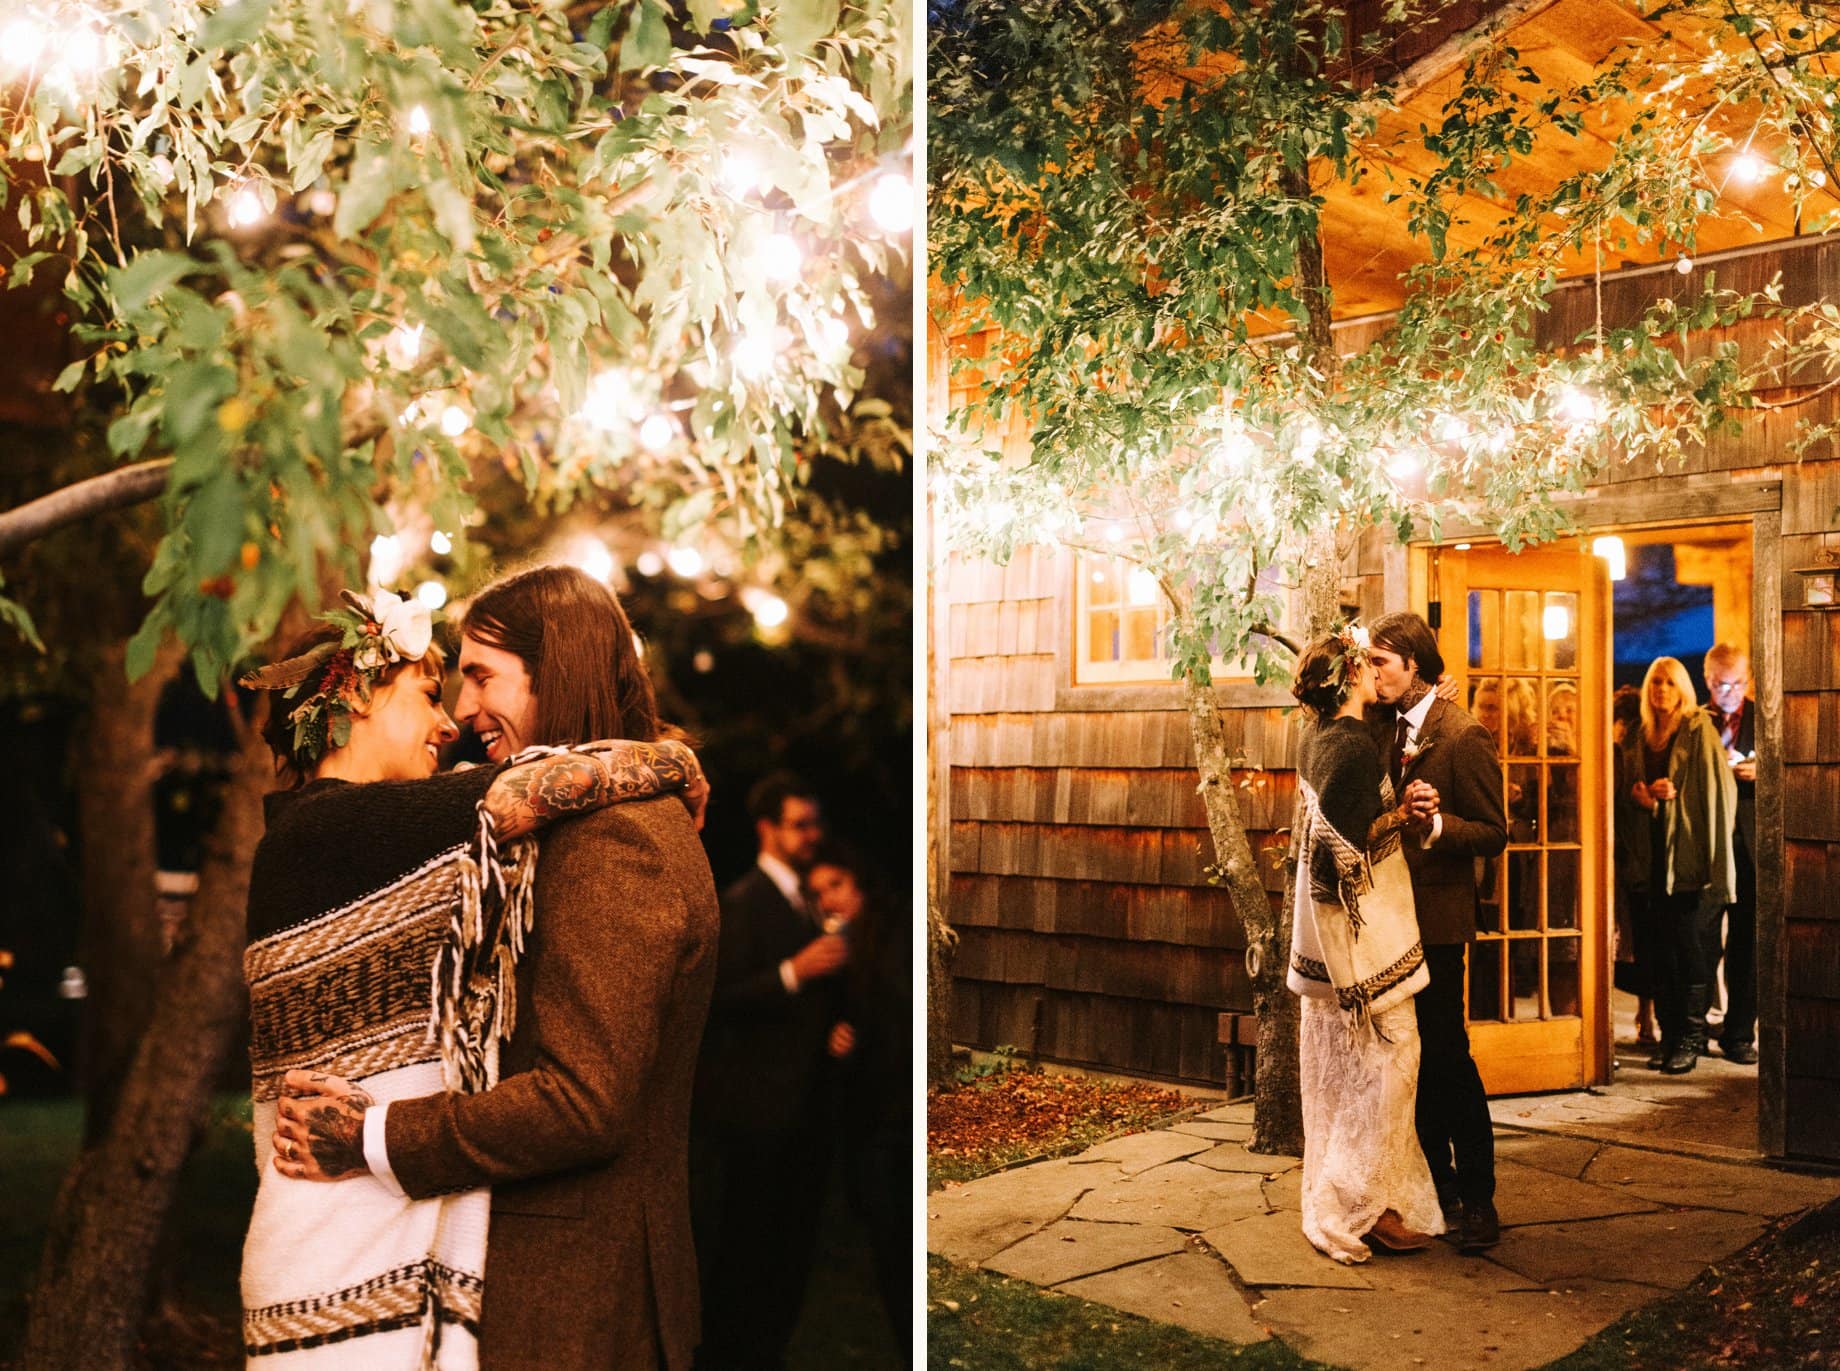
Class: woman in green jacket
1620,656,1737,1074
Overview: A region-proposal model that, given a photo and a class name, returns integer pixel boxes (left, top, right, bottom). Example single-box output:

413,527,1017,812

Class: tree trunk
21,713,270,1371
927,904,959,1087
1185,673,1303,1155
75,638,182,1141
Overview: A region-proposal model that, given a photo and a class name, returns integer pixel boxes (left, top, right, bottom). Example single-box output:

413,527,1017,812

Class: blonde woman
1619,656,1737,1074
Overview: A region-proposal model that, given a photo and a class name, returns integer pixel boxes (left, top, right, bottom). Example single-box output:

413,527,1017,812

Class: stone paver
1069,1161,1266,1231
1490,1132,1601,1180
1197,1101,1255,1124
1172,1120,1253,1142
1201,1210,1374,1289
1190,1141,1303,1175
1262,1167,1303,1213
1059,1252,1272,1344
931,1068,1840,1371
1580,1145,1840,1217
985,1218,1187,1286
1488,1207,1766,1288
1491,1158,1661,1228
1069,1129,1215,1174
1255,1262,1664,1371
927,1157,1104,1264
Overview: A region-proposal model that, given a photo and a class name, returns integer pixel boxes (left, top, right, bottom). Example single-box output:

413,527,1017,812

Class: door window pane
1470,676,1505,753
1543,592,1579,671
1468,942,1504,1022
1548,850,1580,929
1504,590,1542,669
1508,765,1541,843
1468,589,1500,669
1509,939,1542,1019
1504,678,1540,758
1549,937,1582,1017
1507,850,1541,931
1547,764,1579,843
1545,681,1580,757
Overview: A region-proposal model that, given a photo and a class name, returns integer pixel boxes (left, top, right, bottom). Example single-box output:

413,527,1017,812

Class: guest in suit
692,773,846,1370
274,565,721,1371
1366,611,1509,1253
1703,643,1758,1064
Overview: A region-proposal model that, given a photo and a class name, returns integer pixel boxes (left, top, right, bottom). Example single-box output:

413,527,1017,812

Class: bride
238,589,702,1368
1287,624,1444,1263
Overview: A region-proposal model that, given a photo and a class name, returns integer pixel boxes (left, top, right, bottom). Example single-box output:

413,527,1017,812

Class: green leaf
776,0,840,55
334,145,396,238
200,0,274,48
622,0,673,72
125,603,172,681
111,250,196,313
0,587,44,652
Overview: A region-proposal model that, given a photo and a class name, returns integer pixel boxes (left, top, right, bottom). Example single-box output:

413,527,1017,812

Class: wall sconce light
1792,544,1840,608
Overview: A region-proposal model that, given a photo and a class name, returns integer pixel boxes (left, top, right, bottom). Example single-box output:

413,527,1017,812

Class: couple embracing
238,564,716,1369
1287,613,1508,1263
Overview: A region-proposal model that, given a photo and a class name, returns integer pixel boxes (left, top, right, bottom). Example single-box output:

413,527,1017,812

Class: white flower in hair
371,589,434,662
1349,624,1371,649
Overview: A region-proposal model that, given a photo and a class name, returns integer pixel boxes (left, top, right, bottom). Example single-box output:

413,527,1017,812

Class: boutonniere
1401,737,1434,766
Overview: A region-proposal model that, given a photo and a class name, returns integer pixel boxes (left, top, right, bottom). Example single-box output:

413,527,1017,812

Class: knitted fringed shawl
241,747,666,1369
1287,721,1430,1038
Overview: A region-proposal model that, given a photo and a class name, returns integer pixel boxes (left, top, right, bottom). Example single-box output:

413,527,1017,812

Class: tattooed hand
273,1069,375,1182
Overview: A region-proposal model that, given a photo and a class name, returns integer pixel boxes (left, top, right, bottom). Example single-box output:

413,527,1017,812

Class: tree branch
0,459,172,558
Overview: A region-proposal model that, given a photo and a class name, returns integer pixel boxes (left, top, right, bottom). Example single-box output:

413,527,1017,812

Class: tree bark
21,710,270,1371
75,638,182,1141
0,459,172,558
1185,673,1303,1155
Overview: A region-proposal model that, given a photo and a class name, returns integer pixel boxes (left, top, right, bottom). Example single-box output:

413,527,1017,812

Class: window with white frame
1072,552,1300,686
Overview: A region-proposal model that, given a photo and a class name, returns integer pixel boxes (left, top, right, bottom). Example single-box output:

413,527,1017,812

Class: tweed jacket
692,866,843,1141
1368,697,1509,945
1713,698,1756,859
1618,707,1738,906
385,797,719,1371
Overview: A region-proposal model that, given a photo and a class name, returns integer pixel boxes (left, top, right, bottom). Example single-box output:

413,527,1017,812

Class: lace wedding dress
1298,997,1445,1262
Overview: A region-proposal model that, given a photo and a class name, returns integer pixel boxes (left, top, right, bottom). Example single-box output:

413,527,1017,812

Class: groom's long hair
463,564,661,746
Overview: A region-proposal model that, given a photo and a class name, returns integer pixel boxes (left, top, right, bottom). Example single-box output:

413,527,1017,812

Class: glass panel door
1433,540,1609,1094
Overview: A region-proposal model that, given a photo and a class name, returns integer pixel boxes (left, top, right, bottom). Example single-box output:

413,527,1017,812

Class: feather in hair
239,640,340,691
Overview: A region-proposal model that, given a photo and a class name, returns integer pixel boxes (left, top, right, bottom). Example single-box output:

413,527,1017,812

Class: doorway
1414,521,1761,1127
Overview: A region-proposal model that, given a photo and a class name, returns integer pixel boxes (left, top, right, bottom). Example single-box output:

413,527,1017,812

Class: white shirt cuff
779,958,800,994
363,1101,405,1197
1421,813,1444,849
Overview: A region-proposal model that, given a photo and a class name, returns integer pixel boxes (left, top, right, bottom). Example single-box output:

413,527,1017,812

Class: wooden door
1430,538,1611,1094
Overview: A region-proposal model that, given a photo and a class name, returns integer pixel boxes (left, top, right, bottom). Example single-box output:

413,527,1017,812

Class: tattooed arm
483,739,708,840
273,1070,375,1182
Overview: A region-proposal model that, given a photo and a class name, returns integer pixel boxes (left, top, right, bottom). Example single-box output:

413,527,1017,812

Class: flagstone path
929,1092,1840,1371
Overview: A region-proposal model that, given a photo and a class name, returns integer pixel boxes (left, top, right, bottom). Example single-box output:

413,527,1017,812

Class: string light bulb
867,173,914,233
405,105,432,137
227,185,266,228
415,580,448,610
638,413,676,452
439,404,470,437
430,530,453,555
760,232,803,282
1731,151,1769,185
667,546,705,578
1676,255,1694,275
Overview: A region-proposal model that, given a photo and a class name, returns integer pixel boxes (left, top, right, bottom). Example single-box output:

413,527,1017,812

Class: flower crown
240,589,439,767
1318,620,1372,707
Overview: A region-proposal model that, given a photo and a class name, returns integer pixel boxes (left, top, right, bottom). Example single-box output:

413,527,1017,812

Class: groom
1366,611,1508,1253
276,565,719,1370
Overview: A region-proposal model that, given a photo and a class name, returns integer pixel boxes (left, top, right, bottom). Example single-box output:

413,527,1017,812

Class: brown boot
1367,1209,1434,1253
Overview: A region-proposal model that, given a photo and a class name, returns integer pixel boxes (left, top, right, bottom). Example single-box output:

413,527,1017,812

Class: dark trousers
1647,887,1720,1044
1414,943,1496,1208
1706,840,1757,1047
692,1124,830,1371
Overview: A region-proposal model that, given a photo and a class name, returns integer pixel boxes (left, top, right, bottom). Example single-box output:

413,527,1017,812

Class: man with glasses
1702,643,1758,1065
692,773,848,1368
